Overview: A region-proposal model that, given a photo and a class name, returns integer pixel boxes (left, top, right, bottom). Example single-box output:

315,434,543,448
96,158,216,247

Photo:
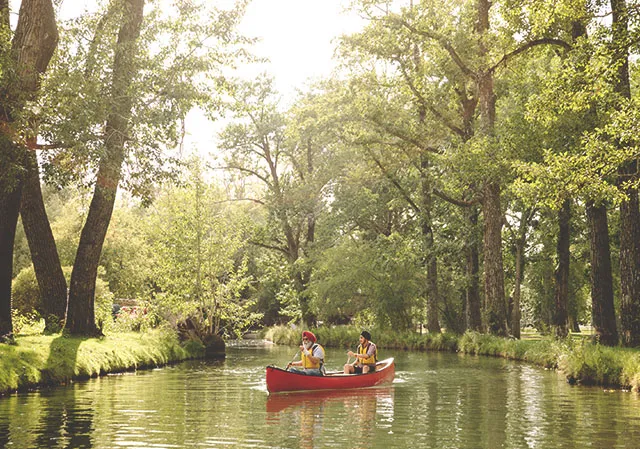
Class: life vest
357,341,377,365
301,343,324,369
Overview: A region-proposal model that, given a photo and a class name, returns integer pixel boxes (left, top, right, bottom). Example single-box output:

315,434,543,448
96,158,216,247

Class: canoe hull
266,357,395,393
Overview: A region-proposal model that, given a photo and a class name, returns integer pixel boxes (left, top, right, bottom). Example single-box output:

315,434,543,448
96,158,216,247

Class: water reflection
2,347,640,448
267,387,394,449
0,386,94,448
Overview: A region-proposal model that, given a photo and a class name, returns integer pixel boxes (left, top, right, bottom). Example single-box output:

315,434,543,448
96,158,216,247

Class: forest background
2,0,640,350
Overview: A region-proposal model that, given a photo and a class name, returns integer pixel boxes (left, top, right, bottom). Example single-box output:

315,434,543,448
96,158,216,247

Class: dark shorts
353,364,376,374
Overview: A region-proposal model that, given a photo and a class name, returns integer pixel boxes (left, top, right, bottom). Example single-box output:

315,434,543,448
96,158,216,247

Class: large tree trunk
553,199,571,338
610,0,640,347
482,182,507,335
65,0,144,335
0,0,58,340
476,0,507,336
465,206,482,331
586,202,618,346
21,151,68,331
619,169,640,346
0,144,23,340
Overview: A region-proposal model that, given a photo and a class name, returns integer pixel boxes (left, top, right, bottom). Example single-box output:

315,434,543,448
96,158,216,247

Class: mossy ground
0,329,204,395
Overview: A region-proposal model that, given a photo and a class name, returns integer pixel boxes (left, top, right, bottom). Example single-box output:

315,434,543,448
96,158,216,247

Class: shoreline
0,330,205,397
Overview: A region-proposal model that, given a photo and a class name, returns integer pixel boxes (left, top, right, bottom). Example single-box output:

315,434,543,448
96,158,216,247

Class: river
1,343,639,448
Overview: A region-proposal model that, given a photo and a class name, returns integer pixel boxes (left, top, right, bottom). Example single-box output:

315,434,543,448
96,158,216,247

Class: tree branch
363,145,422,214
217,164,272,188
433,188,478,207
388,15,475,78
393,57,467,138
248,240,289,256
366,113,441,154
489,38,571,73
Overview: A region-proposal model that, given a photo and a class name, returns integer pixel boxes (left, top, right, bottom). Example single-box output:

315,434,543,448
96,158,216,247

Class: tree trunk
553,199,571,338
420,155,440,334
482,182,507,335
465,206,482,331
0,143,23,339
610,0,640,347
65,0,145,335
0,0,58,340
586,201,618,346
619,171,640,346
476,0,506,336
21,151,68,331
510,211,529,339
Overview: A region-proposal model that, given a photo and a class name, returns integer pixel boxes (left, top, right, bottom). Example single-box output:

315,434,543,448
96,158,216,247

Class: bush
11,266,40,315
11,265,114,333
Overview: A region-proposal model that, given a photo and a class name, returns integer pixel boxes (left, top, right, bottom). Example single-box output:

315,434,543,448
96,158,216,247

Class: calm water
1,343,640,448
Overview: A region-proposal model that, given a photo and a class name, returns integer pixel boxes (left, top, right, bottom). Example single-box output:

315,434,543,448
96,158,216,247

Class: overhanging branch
489,38,571,73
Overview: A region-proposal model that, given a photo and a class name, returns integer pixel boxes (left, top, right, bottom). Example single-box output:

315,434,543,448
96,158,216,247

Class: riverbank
0,330,205,396
264,326,640,391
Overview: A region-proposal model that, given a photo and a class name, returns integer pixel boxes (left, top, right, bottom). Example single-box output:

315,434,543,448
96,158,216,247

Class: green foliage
10,309,44,336
101,202,155,299
38,0,252,201
110,304,159,333
148,158,261,340
559,339,626,386
311,233,423,331
11,265,113,332
11,265,40,315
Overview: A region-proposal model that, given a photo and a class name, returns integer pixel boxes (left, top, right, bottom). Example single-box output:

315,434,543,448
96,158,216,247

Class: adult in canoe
344,330,377,374
286,331,326,376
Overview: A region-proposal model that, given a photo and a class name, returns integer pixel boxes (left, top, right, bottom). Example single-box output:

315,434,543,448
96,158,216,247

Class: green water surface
1,343,639,448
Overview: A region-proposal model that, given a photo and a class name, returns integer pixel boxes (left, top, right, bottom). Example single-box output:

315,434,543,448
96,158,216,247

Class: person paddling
344,330,378,374
286,331,325,376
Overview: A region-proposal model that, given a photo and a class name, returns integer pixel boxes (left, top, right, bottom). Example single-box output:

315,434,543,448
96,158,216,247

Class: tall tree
610,0,640,347
65,0,145,335
36,0,249,335
587,201,618,345
0,0,58,340
218,77,332,326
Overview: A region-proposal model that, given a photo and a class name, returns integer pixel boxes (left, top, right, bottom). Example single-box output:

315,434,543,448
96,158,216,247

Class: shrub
11,266,40,315
11,265,114,333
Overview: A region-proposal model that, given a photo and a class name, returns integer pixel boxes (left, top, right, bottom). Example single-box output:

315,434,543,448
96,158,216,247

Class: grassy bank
264,326,640,391
0,329,205,396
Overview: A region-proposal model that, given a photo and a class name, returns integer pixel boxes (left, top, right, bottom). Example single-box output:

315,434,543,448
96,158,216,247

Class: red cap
302,331,316,343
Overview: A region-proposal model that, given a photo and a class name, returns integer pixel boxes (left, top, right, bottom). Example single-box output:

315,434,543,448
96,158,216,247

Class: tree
148,158,260,340
37,0,249,335
218,77,334,326
0,0,58,340
64,0,146,335
609,0,640,347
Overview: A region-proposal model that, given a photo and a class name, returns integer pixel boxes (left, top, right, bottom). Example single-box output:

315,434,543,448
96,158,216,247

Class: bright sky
188,0,365,153
238,0,363,97
50,0,365,154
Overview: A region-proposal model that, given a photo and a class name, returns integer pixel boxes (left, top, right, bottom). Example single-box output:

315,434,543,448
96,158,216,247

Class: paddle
285,350,299,371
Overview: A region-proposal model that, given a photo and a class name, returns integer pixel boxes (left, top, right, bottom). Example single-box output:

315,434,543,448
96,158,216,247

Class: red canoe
266,357,395,393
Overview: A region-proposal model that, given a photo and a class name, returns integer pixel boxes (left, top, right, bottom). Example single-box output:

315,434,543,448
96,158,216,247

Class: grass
263,325,640,391
0,329,205,396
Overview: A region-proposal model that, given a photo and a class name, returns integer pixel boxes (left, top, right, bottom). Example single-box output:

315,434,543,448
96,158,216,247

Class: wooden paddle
285,350,299,370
